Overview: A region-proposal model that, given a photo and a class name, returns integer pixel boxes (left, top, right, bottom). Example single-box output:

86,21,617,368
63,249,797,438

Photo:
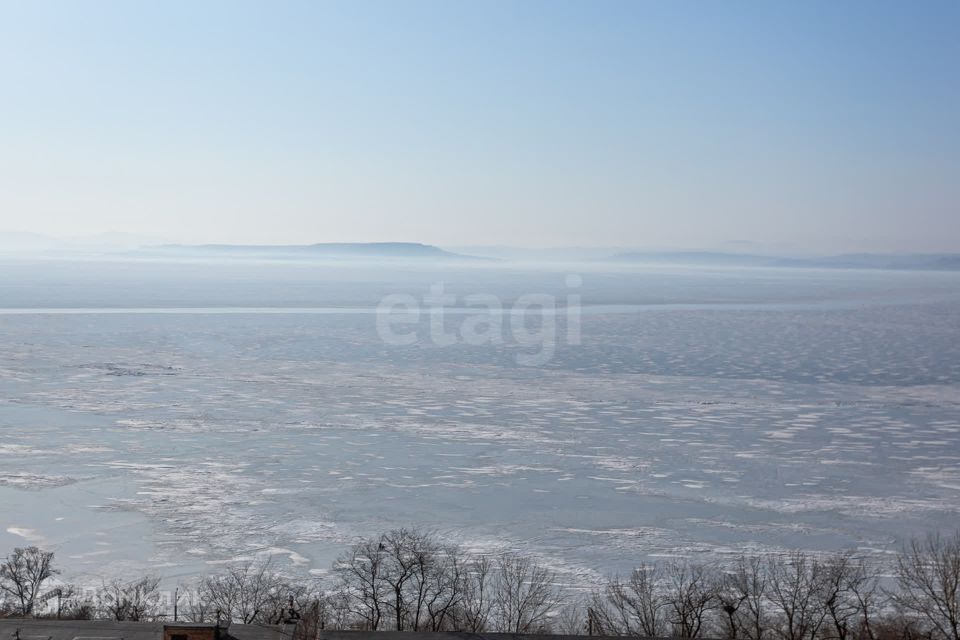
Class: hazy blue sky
1,1,957,252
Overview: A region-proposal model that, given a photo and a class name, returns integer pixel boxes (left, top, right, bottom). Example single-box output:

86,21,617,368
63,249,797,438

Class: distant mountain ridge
2,233,958,271
611,250,960,271
148,242,483,260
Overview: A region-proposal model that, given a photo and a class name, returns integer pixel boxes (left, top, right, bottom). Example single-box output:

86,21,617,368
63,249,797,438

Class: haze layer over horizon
1,1,958,253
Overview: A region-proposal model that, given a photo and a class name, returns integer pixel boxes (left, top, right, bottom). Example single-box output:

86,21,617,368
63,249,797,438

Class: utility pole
174,587,179,622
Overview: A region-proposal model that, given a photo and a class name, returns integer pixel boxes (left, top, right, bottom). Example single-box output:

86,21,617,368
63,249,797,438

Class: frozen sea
1,257,959,586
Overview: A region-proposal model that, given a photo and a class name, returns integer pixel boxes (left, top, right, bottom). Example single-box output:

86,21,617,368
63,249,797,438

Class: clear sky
1,0,957,253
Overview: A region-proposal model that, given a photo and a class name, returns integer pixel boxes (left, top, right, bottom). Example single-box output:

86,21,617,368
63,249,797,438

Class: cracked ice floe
259,547,311,566
909,466,960,491
0,444,47,456
6,527,46,544
75,363,180,377
450,464,561,476
2,289,960,582
64,444,115,454
0,472,78,489
728,494,958,517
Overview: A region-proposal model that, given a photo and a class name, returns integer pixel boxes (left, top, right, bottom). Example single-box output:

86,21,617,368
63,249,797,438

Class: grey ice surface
1,259,959,586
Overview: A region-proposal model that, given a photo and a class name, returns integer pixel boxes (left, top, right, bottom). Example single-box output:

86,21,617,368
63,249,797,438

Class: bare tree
38,584,95,620
378,528,437,631
179,583,215,623
768,552,827,640
818,552,871,640
554,598,587,635
97,575,162,621
662,560,717,639
333,537,388,629
379,530,418,630
13,527,946,638
293,594,343,640
330,529,470,631
894,532,960,640
591,563,666,636
716,565,751,640
728,555,771,640
323,589,354,631
422,544,467,630
460,555,496,632
292,589,352,633
493,553,561,633
847,558,884,640
196,559,292,624
0,546,58,617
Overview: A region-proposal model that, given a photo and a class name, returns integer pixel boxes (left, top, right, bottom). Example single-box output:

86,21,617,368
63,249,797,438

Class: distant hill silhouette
610,250,960,271
149,242,484,260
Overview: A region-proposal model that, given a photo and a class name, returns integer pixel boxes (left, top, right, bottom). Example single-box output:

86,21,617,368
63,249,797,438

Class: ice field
1,259,959,585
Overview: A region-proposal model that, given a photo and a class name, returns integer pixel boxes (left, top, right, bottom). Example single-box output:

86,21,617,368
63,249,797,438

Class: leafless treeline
3,529,960,640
